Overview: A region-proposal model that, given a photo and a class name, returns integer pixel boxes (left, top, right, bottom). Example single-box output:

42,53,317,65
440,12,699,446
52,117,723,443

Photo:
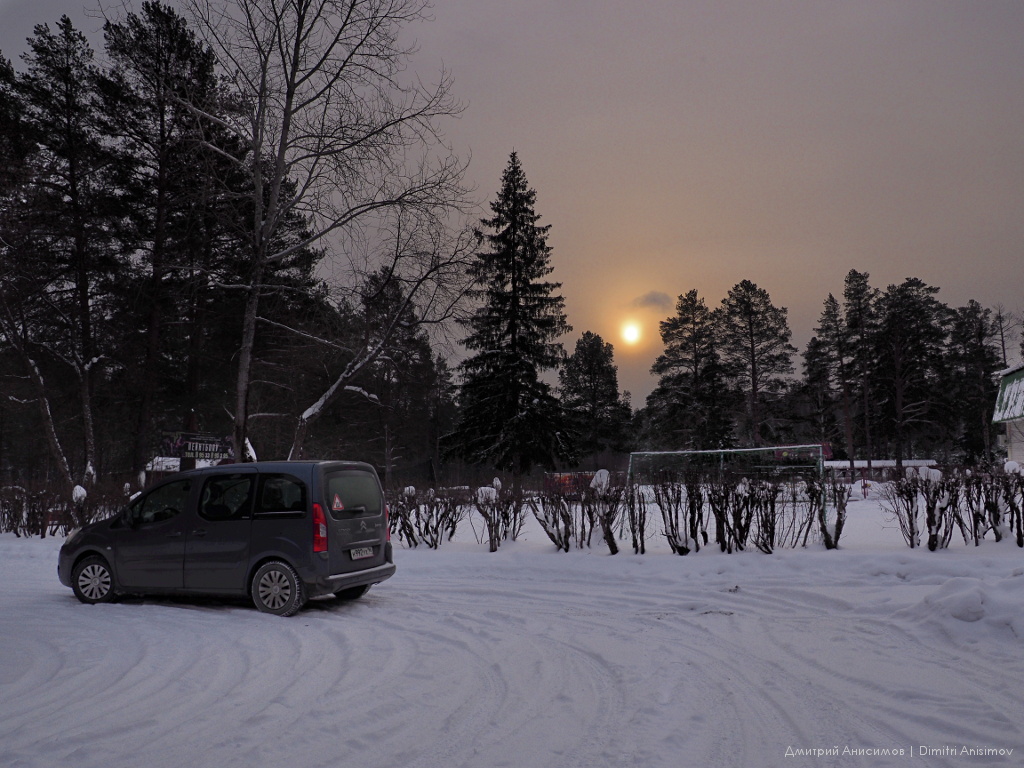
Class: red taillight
313,503,328,552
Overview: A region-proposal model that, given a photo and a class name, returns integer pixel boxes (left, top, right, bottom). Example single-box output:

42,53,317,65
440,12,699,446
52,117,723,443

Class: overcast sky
3,0,1023,400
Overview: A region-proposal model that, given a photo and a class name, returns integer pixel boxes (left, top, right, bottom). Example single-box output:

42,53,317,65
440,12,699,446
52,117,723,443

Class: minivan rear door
322,468,387,574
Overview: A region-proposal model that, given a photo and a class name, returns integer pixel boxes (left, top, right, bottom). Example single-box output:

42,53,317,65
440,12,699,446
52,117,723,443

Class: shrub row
388,474,855,555
881,470,1024,550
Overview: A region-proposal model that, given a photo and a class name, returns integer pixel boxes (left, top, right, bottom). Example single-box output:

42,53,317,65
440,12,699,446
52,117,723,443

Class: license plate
350,547,374,560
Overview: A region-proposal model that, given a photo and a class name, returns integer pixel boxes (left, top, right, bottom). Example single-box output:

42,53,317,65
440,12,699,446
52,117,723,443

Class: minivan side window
325,471,382,515
257,474,307,513
131,479,192,525
199,474,255,521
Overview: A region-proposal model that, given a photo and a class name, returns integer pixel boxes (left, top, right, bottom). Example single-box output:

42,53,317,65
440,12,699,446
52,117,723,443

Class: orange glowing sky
414,1,1024,401
3,1,1023,402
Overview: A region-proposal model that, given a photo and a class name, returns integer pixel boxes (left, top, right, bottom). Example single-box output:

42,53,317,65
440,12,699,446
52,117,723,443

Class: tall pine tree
843,270,879,468
4,16,126,488
798,335,842,449
947,300,1001,463
646,289,733,450
100,1,221,473
718,280,796,447
559,331,631,464
813,293,856,465
873,277,950,471
448,152,574,480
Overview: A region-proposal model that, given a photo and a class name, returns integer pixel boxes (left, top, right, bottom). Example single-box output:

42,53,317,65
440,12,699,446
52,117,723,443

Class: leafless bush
388,493,419,546
473,493,503,553
624,485,650,555
748,480,785,554
706,478,759,553
960,476,988,546
879,472,1022,551
881,478,921,548
784,481,818,548
920,478,958,551
1001,472,1024,548
818,480,851,550
388,490,466,549
580,485,624,555
472,487,524,553
706,481,733,553
0,486,121,538
527,495,574,552
959,473,1009,546
983,476,1004,542
651,482,687,555
501,493,528,542
651,481,707,555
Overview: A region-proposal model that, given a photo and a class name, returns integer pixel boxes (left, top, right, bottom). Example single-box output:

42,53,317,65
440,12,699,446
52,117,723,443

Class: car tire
72,556,116,604
251,561,306,617
334,585,370,601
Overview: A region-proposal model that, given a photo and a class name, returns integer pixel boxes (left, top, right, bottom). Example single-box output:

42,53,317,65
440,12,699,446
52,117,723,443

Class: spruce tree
448,152,574,479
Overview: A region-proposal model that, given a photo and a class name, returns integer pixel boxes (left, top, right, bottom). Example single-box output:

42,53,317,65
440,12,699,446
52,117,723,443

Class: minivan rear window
325,471,382,515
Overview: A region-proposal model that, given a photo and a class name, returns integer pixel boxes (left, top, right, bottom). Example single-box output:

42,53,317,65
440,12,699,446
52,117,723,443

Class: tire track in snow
366,581,631,768
4,538,1024,768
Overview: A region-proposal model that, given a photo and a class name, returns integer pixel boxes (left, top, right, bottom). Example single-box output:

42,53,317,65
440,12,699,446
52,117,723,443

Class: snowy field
2,492,1023,768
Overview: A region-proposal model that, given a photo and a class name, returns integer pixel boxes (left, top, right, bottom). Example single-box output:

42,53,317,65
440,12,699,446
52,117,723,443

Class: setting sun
622,322,641,345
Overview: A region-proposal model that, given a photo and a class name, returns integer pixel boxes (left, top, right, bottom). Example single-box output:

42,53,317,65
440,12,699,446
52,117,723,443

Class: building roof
824,460,935,468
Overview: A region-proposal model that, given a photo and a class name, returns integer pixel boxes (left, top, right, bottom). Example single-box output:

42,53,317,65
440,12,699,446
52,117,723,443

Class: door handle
192,529,207,537
167,531,182,539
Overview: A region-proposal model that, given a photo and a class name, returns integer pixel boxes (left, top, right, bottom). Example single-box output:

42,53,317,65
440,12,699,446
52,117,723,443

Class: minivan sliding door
184,470,257,592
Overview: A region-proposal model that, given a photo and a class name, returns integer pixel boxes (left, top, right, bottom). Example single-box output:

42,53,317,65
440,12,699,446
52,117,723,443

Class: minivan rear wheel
72,556,115,604
251,561,306,616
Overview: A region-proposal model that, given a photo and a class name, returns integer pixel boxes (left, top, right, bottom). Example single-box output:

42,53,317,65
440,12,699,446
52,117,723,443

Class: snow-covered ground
2,492,1022,768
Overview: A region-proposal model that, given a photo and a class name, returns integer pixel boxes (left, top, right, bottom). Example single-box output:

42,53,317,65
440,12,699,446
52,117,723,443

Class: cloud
631,291,673,311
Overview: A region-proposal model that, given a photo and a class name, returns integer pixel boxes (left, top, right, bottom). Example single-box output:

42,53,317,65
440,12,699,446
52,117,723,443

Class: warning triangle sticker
332,494,345,511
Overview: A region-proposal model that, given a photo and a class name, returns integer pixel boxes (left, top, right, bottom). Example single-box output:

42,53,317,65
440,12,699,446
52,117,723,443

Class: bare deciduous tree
182,0,472,458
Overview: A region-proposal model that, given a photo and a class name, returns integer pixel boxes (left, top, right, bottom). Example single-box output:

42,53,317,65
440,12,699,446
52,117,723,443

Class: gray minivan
58,461,395,616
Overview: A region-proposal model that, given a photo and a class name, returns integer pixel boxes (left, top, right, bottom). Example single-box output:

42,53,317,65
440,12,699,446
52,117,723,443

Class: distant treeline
1,5,1018,496
637,273,1017,470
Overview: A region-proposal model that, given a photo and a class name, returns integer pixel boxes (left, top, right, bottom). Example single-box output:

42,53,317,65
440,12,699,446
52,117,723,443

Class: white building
994,363,1024,462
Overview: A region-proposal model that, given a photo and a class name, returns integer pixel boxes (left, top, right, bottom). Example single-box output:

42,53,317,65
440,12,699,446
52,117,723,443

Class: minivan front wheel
72,556,115,604
252,561,306,617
